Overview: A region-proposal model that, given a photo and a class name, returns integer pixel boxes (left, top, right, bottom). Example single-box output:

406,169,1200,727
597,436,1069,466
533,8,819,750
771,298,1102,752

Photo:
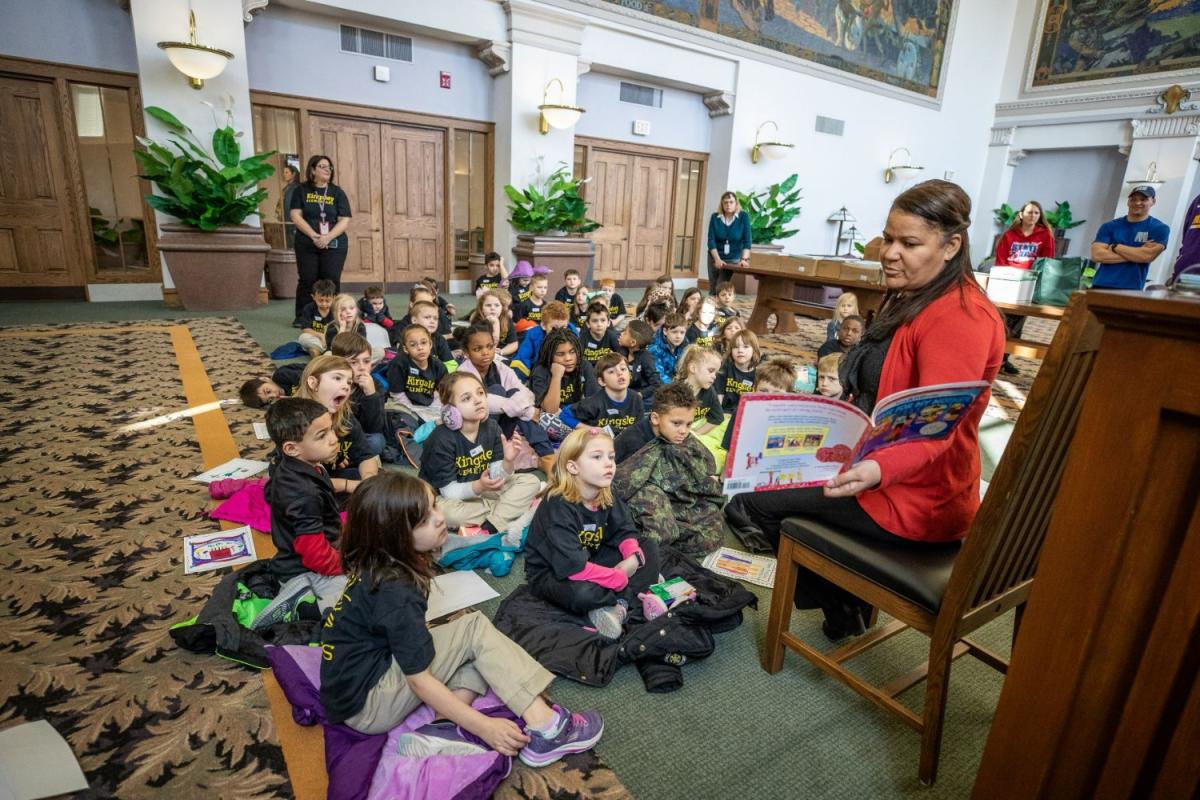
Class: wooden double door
578,138,707,283
310,114,444,287
0,75,84,287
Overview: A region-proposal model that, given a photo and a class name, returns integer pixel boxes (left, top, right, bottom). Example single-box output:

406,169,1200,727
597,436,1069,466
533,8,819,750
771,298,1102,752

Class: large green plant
504,165,600,234
1044,201,1086,235
133,106,275,231
993,203,1017,228
735,174,802,244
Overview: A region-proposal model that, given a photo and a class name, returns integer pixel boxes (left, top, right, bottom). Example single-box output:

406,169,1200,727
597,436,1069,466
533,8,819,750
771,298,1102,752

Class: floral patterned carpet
0,317,626,800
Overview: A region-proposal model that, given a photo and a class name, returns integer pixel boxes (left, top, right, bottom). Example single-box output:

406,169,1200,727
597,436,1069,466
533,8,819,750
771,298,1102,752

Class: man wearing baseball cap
1088,186,1171,290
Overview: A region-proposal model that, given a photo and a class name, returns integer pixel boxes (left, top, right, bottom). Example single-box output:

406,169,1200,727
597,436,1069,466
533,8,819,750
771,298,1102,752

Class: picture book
701,547,777,588
722,381,989,495
183,526,257,574
190,458,269,484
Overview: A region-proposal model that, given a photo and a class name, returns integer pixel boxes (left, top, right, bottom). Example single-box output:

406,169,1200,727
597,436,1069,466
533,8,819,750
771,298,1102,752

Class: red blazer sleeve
294,533,343,575
870,295,1003,489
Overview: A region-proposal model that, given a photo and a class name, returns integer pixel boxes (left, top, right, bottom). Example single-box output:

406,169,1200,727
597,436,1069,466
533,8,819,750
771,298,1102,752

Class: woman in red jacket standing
725,180,1003,640
994,200,1055,374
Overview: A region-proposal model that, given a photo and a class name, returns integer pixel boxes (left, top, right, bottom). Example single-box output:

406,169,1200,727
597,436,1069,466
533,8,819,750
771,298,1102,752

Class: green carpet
0,291,1015,798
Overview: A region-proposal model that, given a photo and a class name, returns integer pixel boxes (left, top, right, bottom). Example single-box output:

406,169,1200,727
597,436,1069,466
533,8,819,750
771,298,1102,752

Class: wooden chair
760,293,1104,784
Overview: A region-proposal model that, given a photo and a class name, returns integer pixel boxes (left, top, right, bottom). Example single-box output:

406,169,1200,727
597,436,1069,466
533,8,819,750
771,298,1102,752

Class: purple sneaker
518,705,604,767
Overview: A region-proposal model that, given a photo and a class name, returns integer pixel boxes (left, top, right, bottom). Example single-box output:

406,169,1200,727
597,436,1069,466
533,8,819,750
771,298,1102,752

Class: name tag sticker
586,342,598,349
582,524,597,532
409,367,419,375
469,445,484,456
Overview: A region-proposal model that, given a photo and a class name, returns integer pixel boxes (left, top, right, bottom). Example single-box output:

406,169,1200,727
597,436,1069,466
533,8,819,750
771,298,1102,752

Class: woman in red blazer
994,200,1055,374
726,180,1004,640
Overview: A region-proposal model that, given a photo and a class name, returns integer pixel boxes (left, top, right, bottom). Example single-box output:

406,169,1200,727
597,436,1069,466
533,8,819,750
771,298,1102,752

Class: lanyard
317,185,329,220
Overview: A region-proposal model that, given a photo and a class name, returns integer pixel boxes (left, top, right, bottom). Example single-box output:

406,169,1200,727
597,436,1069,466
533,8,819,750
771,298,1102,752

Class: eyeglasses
315,163,332,170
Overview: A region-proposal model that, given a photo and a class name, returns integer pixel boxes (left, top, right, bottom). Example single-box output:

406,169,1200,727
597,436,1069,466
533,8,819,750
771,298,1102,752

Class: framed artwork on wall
1031,0,1200,89
593,0,956,100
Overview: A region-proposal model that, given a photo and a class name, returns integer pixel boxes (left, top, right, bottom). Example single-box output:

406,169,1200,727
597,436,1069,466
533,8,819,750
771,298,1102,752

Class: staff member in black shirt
289,154,353,322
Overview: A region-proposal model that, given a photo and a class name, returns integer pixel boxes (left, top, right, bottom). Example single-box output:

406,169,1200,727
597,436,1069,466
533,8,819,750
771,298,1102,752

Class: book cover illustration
184,526,257,574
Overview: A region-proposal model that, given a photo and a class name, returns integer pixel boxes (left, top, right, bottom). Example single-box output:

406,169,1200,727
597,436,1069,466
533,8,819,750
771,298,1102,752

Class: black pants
294,237,349,317
725,488,894,619
708,258,736,294
529,539,661,616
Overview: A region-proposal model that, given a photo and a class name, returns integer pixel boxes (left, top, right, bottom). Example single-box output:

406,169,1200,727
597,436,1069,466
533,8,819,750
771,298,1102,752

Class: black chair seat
781,517,962,613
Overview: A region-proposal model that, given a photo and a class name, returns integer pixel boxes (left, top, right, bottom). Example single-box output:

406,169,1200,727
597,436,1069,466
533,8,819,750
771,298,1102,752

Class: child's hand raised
502,432,528,464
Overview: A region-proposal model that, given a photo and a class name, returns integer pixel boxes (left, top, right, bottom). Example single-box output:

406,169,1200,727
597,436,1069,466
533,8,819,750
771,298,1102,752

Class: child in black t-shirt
525,428,658,639
514,274,549,325
722,357,799,452
418,372,541,534
560,352,644,436
259,397,348,615
716,328,761,414
596,278,627,327
530,328,596,415
405,301,457,366
475,251,507,296
686,297,719,349
570,285,593,329
555,268,582,304
297,355,380,484
297,279,338,358
319,472,604,764
358,285,395,332
816,314,865,360
387,324,449,422
469,290,518,358
618,319,661,400
713,281,740,319
330,332,387,456
239,374,288,408
579,301,621,365
507,260,535,306
323,293,372,353
420,276,457,319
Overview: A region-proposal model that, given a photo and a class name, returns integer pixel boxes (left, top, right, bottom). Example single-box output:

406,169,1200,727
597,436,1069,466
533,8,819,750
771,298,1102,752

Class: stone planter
266,249,298,299
511,234,596,299
157,223,269,311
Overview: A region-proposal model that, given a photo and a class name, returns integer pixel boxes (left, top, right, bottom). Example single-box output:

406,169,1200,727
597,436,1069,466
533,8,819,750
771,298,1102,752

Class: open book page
855,381,988,462
722,394,871,495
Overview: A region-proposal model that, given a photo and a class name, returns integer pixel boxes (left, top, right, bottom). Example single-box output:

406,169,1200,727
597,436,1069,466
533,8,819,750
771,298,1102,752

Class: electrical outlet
633,120,651,136
373,65,390,82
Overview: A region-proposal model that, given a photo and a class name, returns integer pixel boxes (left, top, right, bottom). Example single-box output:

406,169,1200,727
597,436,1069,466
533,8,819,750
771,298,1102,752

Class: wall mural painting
1033,0,1200,87
596,0,954,98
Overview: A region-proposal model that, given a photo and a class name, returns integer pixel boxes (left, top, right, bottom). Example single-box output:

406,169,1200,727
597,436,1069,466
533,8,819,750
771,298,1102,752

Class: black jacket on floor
493,546,756,692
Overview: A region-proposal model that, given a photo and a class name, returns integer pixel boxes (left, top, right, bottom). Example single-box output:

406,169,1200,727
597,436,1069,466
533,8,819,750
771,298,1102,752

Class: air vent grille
620,81,663,108
340,25,412,62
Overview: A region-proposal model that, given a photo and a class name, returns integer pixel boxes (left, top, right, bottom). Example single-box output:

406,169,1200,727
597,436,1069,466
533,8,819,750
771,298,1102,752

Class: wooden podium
972,290,1200,799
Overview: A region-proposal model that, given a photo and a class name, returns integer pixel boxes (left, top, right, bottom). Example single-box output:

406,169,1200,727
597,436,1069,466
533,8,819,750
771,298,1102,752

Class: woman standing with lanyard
289,155,352,324
706,191,752,294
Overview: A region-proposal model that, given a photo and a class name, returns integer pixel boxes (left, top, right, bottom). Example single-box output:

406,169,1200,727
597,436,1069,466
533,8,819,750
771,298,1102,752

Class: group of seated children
236,274,885,765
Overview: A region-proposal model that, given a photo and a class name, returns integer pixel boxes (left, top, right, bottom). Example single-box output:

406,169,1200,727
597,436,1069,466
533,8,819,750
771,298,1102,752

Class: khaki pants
438,472,540,531
297,331,326,353
345,611,554,735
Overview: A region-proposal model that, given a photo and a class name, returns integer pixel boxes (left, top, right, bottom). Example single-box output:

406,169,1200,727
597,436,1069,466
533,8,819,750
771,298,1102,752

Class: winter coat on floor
170,559,320,669
493,546,756,693
612,433,729,558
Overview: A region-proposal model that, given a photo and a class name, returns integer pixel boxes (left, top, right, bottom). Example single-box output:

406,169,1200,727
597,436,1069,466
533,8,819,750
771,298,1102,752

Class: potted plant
134,105,274,310
504,164,600,236
736,173,803,251
1043,201,1086,258
991,202,1018,255
504,162,599,295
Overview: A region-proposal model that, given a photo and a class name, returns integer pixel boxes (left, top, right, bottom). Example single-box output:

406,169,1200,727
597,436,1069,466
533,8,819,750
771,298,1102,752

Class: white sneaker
587,604,627,640
397,721,487,758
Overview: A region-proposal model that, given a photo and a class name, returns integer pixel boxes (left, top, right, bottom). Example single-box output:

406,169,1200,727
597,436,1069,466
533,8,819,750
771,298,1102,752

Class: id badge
722,242,730,258
318,220,330,236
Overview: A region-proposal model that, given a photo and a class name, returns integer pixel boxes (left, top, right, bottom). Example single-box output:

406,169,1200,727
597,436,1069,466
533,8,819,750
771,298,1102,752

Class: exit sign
439,72,451,89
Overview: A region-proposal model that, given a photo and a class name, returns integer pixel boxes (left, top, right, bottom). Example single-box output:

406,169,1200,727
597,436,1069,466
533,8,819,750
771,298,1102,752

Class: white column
969,126,1023,264
1115,116,1200,284
491,0,585,261
128,0,254,289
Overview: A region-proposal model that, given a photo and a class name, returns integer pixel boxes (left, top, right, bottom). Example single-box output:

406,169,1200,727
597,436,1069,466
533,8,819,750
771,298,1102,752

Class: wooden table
992,300,1066,359
728,257,888,335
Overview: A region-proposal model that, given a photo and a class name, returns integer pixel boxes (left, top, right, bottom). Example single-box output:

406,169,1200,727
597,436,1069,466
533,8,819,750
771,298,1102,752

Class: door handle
372,228,381,232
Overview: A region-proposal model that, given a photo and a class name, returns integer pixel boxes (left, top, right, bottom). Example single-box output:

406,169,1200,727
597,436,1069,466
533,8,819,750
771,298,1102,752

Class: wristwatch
633,550,646,568
1110,242,1119,252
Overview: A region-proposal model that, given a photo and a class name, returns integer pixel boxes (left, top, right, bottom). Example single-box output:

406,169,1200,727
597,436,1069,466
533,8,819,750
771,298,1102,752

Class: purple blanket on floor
265,644,513,800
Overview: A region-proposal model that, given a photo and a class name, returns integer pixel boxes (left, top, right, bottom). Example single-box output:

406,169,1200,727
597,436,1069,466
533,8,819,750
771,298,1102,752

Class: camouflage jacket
612,434,727,558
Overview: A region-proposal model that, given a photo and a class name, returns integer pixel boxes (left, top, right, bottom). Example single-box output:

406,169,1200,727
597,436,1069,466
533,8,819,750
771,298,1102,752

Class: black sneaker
291,318,303,329
1000,358,1020,376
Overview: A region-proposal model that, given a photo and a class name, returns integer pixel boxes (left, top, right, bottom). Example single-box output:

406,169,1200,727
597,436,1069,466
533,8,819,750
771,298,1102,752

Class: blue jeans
362,432,386,456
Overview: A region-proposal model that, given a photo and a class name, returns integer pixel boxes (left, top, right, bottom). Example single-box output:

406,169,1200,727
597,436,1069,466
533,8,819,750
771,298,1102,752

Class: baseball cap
1128,185,1156,199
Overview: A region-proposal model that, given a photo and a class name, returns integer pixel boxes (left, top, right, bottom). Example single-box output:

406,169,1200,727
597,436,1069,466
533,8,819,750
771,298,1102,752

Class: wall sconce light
826,206,856,256
751,121,794,163
538,78,585,135
883,147,924,184
158,10,233,90
1125,160,1166,186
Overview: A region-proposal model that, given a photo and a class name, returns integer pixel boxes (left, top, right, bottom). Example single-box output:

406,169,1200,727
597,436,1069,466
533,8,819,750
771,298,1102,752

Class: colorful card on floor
190,458,269,484
425,571,499,621
184,526,257,574
702,547,777,588
252,421,270,440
